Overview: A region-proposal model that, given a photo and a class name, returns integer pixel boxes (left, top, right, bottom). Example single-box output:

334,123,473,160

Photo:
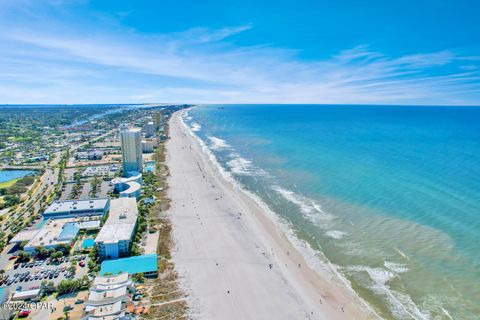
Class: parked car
18,310,31,318
9,255,18,260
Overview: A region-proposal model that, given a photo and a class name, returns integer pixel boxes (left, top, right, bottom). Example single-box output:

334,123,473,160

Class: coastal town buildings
0,105,184,316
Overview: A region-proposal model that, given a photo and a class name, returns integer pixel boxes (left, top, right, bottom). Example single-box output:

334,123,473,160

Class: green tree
52,251,63,260
35,246,47,259
67,265,76,274
87,260,96,271
132,272,144,283
19,241,28,250
17,250,30,262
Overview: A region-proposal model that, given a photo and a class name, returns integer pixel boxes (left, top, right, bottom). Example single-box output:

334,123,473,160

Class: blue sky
0,0,479,105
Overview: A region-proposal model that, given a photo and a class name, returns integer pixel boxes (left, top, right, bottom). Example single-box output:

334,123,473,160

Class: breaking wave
325,230,347,239
272,185,334,222
346,265,427,320
208,136,231,150
191,122,201,132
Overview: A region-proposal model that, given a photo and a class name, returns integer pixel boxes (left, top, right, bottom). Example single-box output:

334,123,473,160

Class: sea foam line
207,136,231,150
325,230,347,239
272,185,334,222
346,264,427,320
190,122,201,132
178,109,381,319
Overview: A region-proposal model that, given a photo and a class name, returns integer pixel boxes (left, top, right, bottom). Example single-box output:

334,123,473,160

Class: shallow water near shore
183,104,480,320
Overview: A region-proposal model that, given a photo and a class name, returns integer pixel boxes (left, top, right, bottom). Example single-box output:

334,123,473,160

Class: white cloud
0,3,479,105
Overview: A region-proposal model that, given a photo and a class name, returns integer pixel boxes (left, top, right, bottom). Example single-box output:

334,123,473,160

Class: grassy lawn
0,178,21,189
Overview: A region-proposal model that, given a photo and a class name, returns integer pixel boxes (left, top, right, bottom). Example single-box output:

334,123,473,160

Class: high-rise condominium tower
120,126,143,175
145,121,154,138
153,111,163,130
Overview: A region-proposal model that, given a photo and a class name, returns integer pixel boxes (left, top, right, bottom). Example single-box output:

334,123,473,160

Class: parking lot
1,255,90,291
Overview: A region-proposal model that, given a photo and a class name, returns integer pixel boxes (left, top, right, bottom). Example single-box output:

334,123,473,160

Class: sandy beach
166,110,375,320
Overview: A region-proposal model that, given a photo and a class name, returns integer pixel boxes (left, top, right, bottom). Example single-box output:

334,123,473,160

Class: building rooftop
57,222,80,241
88,286,128,302
84,300,125,317
11,288,41,301
119,181,141,197
100,254,158,276
10,229,39,243
77,220,101,229
13,217,101,249
44,198,109,216
26,219,78,248
93,273,130,290
94,198,138,244
111,171,142,185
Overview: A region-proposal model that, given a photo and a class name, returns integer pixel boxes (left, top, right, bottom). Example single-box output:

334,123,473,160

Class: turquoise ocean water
182,104,480,320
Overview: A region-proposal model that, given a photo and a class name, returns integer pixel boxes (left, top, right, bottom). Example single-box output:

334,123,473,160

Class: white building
111,171,142,199
142,140,154,153
95,198,138,260
10,217,99,254
144,121,154,138
92,273,133,291
43,198,110,219
10,288,42,301
82,273,134,320
120,126,143,174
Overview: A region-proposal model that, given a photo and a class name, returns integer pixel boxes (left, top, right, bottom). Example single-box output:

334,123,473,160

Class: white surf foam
191,122,201,132
347,265,428,320
208,136,231,150
384,261,409,274
272,185,334,222
227,156,254,175
325,230,347,239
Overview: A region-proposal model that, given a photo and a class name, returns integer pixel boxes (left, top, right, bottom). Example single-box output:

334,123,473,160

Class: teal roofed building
100,254,158,277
